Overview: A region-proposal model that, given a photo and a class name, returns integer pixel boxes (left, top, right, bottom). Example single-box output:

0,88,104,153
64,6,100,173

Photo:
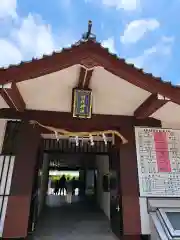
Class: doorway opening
48,169,80,196
28,139,123,239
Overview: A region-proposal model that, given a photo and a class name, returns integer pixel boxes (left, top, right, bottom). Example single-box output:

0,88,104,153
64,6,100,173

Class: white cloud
85,0,140,11
121,19,160,44
0,0,76,68
0,0,17,19
127,36,174,69
161,36,174,43
0,12,75,67
102,37,116,53
0,1,60,67
127,47,156,68
11,14,55,58
102,0,140,10
0,39,22,67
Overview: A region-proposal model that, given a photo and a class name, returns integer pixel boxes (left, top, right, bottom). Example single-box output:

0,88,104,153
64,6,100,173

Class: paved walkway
30,196,117,240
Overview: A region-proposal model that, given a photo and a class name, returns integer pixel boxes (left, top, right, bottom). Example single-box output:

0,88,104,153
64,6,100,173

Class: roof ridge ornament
82,20,96,41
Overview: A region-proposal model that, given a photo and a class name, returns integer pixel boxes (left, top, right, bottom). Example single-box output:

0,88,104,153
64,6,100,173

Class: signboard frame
135,126,180,197
72,88,92,119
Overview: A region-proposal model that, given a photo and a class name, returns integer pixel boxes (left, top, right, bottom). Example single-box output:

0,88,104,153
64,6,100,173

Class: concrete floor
30,195,117,240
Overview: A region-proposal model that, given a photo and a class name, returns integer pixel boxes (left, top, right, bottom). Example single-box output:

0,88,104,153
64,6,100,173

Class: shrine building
0,23,180,240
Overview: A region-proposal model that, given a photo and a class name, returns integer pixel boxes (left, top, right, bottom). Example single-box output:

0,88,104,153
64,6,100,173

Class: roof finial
82,20,96,41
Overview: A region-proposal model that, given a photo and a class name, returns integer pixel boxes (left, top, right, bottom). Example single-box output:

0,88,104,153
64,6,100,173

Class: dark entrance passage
31,199,116,240
28,138,122,239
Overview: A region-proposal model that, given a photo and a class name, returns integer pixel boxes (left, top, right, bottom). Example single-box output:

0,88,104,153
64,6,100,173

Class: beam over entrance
134,94,169,119
0,109,161,132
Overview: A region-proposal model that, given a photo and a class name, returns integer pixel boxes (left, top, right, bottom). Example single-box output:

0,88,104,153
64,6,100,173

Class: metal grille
43,139,113,153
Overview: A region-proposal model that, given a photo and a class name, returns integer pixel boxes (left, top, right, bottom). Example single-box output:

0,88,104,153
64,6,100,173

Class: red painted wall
3,122,41,238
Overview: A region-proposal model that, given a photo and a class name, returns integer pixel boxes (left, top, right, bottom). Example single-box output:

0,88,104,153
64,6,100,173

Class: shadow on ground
29,196,117,240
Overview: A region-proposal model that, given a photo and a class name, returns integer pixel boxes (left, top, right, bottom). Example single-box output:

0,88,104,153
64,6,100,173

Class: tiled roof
0,39,180,104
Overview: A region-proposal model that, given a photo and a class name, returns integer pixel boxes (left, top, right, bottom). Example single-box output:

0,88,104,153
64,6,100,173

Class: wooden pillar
119,118,161,239
3,122,41,239
119,120,141,238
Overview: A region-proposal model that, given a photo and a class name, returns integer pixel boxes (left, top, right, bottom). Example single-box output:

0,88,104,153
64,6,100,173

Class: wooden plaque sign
72,89,92,118
135,127,180,197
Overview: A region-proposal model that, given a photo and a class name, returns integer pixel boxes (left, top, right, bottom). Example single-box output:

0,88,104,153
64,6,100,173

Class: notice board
135,127,180,197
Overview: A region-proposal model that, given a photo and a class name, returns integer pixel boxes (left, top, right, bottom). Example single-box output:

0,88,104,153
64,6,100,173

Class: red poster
153,131,171,172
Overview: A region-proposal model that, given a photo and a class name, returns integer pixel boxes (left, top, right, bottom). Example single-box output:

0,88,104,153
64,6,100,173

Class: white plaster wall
38,153,49,216
161,121,180,129
0,120,7,153
17,65,151,115
96,155,110,219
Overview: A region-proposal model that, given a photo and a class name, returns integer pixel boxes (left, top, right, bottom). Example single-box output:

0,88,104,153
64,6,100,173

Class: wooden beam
0,40,180,106
134,94,169,119
77,66,94,89
0,108,161,132
77,67,86,88
0,83,26,111
83,69,94,89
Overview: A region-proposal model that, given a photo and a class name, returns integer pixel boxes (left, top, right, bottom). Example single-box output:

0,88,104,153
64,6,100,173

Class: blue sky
0,0,180,83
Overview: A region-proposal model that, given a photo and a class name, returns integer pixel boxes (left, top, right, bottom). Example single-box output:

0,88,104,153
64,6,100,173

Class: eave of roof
0,39,180,105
